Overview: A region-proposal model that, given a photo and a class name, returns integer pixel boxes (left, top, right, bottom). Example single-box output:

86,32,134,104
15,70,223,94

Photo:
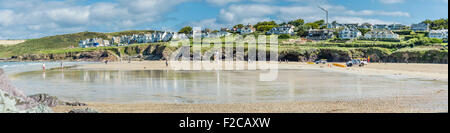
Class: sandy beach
49,61,448,113
76,61,448,81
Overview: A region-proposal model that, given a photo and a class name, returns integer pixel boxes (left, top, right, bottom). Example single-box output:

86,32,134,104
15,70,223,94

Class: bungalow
388,24,407,31
411,23,430,32
373,24,389,30
364,30,400,39
339,27,362,39
240,24,256,35
330,23,344,29
267,24,295,35
429,29,448,40
343,23,359,28
79,38,108,48
306,29,335,40
358,23,373,29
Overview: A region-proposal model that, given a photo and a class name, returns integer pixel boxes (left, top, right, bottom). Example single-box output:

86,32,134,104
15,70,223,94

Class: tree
422,18,449,30
304,23,320,29
288,19,305,27
313,20,325,26
178,26,193,34
233,24,244,29
296,26,308,37
357,28,372,36
254,21,278,32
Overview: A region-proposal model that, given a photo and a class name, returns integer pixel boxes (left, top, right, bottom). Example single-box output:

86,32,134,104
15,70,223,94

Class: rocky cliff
11,44,449,64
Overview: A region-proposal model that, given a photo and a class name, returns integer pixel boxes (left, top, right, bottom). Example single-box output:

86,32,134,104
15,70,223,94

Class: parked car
315,59,328,64
346,59,368,67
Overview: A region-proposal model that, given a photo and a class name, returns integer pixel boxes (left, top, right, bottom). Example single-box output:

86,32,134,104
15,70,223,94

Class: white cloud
206,0,243,6
0,0,192,39
331,16,395,24
211,3,409,26
345,10,410,17
0,10,15,27
379,0,405,4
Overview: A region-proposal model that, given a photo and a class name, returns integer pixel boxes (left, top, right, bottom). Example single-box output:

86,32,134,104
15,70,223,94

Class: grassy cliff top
0,30,157,57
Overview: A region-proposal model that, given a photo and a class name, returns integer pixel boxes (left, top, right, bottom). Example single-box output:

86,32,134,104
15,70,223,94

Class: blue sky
0,0,448,39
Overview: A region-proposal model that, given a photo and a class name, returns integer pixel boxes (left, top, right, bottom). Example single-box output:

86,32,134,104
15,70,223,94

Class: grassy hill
0,30,156,58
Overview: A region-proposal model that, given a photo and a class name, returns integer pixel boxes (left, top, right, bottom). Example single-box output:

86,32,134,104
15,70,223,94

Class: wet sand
52,61,448,113
53,93,448,113
76,61,448,81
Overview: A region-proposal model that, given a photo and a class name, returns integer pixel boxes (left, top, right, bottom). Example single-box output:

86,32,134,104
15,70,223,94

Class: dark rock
28,93,87,107
64,102,87,106
68,108,99,113
28,94,61,107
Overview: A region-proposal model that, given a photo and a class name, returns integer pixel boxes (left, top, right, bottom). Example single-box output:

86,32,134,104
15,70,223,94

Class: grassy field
0,30,159,58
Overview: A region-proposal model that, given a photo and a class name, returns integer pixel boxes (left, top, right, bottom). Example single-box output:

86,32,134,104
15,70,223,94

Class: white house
240,25,256,35
79,38,108,48
411,23,430,32
306,29,335,40
373,24,389,30
339,27,362,39
388,24,407,31
358,23,373,29
429,29,448,40
364,30,400,39
267,24,295,35
80,31,177,48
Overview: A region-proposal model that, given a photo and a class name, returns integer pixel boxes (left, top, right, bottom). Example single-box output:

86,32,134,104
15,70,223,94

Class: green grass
0,30,158,58
0,32,108,57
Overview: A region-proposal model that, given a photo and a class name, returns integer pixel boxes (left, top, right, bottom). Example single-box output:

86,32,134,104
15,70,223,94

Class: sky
0,0,448,39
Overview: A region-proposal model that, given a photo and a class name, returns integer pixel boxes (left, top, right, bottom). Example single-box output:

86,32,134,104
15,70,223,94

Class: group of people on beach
41,61,65,71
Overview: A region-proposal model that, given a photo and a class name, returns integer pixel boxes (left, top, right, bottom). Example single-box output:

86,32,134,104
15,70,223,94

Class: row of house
267,24,296,35
308,27,400,40
79,31,186,48
231,24,297,35
330,22,433,32
79,38,110,48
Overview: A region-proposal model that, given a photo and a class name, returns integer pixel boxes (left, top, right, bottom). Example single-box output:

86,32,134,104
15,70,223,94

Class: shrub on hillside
279,34,292,39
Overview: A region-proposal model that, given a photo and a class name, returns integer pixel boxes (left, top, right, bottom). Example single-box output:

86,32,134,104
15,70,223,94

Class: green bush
279,34,292,39
393,30,413,35
430,38,443,43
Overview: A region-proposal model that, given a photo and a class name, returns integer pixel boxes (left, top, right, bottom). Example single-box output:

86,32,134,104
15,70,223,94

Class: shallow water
9,68,448,104
0,61,95,75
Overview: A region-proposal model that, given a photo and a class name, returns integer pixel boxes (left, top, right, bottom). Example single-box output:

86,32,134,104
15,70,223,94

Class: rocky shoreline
0,68,97,113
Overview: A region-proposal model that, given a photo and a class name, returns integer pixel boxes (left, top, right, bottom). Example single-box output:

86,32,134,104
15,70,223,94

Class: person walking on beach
60,61,64,68
166,59,169,67
42,63,46,71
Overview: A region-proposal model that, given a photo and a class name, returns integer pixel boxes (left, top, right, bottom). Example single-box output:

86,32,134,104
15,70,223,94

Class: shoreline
75,61,448,81
49,61,449,113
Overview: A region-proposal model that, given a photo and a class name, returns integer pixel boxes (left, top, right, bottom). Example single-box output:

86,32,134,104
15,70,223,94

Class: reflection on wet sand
11,69,448,104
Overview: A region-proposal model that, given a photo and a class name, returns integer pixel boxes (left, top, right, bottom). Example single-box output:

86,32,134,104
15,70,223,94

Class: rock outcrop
28,93,87,107
0,69,53,113
11,43,449,64
68,108,99,113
